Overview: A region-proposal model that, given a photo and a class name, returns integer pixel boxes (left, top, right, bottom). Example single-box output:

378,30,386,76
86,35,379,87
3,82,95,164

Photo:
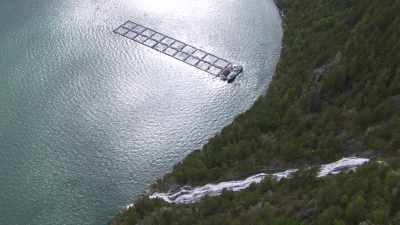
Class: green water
0,0,282,224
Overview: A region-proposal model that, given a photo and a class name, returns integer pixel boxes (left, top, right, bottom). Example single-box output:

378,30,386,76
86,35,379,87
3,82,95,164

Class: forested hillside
111,0,400,224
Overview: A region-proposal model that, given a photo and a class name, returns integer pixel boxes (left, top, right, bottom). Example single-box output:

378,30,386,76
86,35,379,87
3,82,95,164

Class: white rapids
317,157,370,177
149,169,298,204
140,157,370,205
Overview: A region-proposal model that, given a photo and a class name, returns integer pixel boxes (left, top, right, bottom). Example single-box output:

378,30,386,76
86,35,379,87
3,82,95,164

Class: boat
220,64,243,83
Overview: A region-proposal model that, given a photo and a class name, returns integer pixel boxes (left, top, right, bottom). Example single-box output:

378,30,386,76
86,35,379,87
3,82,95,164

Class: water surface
0,0,282,224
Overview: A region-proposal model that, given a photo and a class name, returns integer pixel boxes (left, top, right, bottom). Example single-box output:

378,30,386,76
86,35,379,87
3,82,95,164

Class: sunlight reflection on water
0,0,282,224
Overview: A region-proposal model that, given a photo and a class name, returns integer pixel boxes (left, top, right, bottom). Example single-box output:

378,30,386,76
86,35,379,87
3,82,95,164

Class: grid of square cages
114,21,232,76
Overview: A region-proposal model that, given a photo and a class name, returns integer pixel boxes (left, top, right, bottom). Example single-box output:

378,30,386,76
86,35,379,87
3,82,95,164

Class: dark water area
0,0,282,224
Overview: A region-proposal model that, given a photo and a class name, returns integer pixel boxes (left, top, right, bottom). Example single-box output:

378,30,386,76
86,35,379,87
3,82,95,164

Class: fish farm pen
113,21,238,78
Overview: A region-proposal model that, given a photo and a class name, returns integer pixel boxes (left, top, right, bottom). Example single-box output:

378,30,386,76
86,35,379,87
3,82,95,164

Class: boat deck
113,21,234,77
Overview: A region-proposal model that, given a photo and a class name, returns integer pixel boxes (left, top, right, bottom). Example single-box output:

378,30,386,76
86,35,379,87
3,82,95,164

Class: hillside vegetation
111,0,400,224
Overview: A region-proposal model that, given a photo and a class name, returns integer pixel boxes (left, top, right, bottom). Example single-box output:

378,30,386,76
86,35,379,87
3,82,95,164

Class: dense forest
111,0,400,224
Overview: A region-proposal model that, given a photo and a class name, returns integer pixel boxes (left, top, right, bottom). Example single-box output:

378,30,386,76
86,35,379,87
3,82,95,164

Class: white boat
220,64,243,83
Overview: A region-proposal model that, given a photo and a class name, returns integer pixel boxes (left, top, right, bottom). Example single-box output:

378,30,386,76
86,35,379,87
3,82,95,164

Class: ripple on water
0,0,282,224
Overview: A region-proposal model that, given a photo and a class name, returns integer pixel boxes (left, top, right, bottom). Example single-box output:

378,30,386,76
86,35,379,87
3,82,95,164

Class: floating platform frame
113,21,234,77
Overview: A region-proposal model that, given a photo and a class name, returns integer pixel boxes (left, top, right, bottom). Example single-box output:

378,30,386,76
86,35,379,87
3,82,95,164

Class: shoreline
109,1,285,223
109,0,400,223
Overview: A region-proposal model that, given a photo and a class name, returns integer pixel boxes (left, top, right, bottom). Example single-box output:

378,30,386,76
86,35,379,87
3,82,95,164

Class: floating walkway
113,21,233,77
